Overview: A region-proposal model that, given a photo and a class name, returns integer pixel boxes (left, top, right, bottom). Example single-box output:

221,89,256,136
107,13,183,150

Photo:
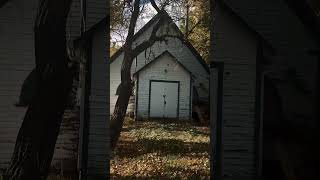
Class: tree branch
132,11,185,57
187,18,202,36
133,34,184,56
125,0,141,45
150,0,161,12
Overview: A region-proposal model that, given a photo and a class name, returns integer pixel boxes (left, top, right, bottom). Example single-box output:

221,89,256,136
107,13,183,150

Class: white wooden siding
110,17,209,115
212,3,258,176
136,54,191,120
224,0,317,51
85,0,107,31
214,1,319,176
87,25,109,177
67,0,107,39
224,0,318,118
0,1,38,171
0,0,106,174
110,53,123,115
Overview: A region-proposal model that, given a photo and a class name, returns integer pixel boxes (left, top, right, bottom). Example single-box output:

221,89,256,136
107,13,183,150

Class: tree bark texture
110,0,182,150
110,0,141,150
5,0,73,179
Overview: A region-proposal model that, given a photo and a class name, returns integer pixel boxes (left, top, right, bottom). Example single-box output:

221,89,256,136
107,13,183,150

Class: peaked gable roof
133,50,192,76
222,0,319,50
217,0,275,54
74,16,108,42
110,11,210,73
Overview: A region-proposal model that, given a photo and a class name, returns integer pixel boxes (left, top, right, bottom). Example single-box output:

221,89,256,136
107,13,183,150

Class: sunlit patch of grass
111,118,210,179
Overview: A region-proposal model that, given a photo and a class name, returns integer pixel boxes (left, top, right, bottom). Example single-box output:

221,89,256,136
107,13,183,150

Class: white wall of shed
136,54,191,120
110,20,209,115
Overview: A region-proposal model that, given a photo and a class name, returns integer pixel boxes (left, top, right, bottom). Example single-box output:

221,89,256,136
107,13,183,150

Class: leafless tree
110,0,186,150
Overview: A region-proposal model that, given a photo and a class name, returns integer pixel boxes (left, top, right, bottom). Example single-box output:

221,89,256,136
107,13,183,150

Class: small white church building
110,12,210,120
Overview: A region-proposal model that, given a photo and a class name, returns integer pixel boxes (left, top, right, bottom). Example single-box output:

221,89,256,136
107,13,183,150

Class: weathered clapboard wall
67,0,106,39
213,0,319,177
110,13,209,115
212,2,259,176
136,51,191,120
85,20,109,178
86,0,107,31
223,0,318,125
0,0,36,171
0,0,106,175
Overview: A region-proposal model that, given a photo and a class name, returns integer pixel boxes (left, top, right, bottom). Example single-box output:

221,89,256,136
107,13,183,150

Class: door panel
149,81,179,118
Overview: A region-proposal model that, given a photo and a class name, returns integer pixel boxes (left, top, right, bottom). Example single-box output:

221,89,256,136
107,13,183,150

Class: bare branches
187,19,202,36
126,0,141,43
150,0,172,12
132,13,185,57
150,0,161,12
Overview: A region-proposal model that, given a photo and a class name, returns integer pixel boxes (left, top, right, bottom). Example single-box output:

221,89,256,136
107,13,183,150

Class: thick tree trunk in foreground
5,0,73,179
110,0,141,150
110,0,172,150
110,73,133,150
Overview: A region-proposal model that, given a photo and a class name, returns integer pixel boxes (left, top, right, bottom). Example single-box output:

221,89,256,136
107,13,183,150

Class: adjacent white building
0,0,108,178
110,12,210,120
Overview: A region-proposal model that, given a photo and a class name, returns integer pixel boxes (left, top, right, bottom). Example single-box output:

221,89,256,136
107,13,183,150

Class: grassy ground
111,118,210,179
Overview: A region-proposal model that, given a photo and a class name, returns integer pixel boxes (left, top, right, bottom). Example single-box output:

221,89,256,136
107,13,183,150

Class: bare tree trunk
185,2,190,38
110,0,141,150
110,54,134,150
5,0,73,179
110,0,176,150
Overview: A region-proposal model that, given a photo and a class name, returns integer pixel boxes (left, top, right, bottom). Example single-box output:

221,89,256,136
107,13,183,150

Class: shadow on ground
115,138,209,158
111,118,210,179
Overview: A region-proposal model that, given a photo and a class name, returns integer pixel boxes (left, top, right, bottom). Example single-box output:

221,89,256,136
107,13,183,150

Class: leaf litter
110,118,210,179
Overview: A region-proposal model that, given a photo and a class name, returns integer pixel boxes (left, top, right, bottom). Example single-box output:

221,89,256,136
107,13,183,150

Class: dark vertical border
148,80,152,119
309,50,320,142
148,80,180,119
254,39,264,176
79,38,92,180
216,62,224,179
135,74,139,120
106,10,110,178
177,81,180,119
189,77,192,120
318,55,320,131
80,0,87,35
79,0,88,177
210,62,224,180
